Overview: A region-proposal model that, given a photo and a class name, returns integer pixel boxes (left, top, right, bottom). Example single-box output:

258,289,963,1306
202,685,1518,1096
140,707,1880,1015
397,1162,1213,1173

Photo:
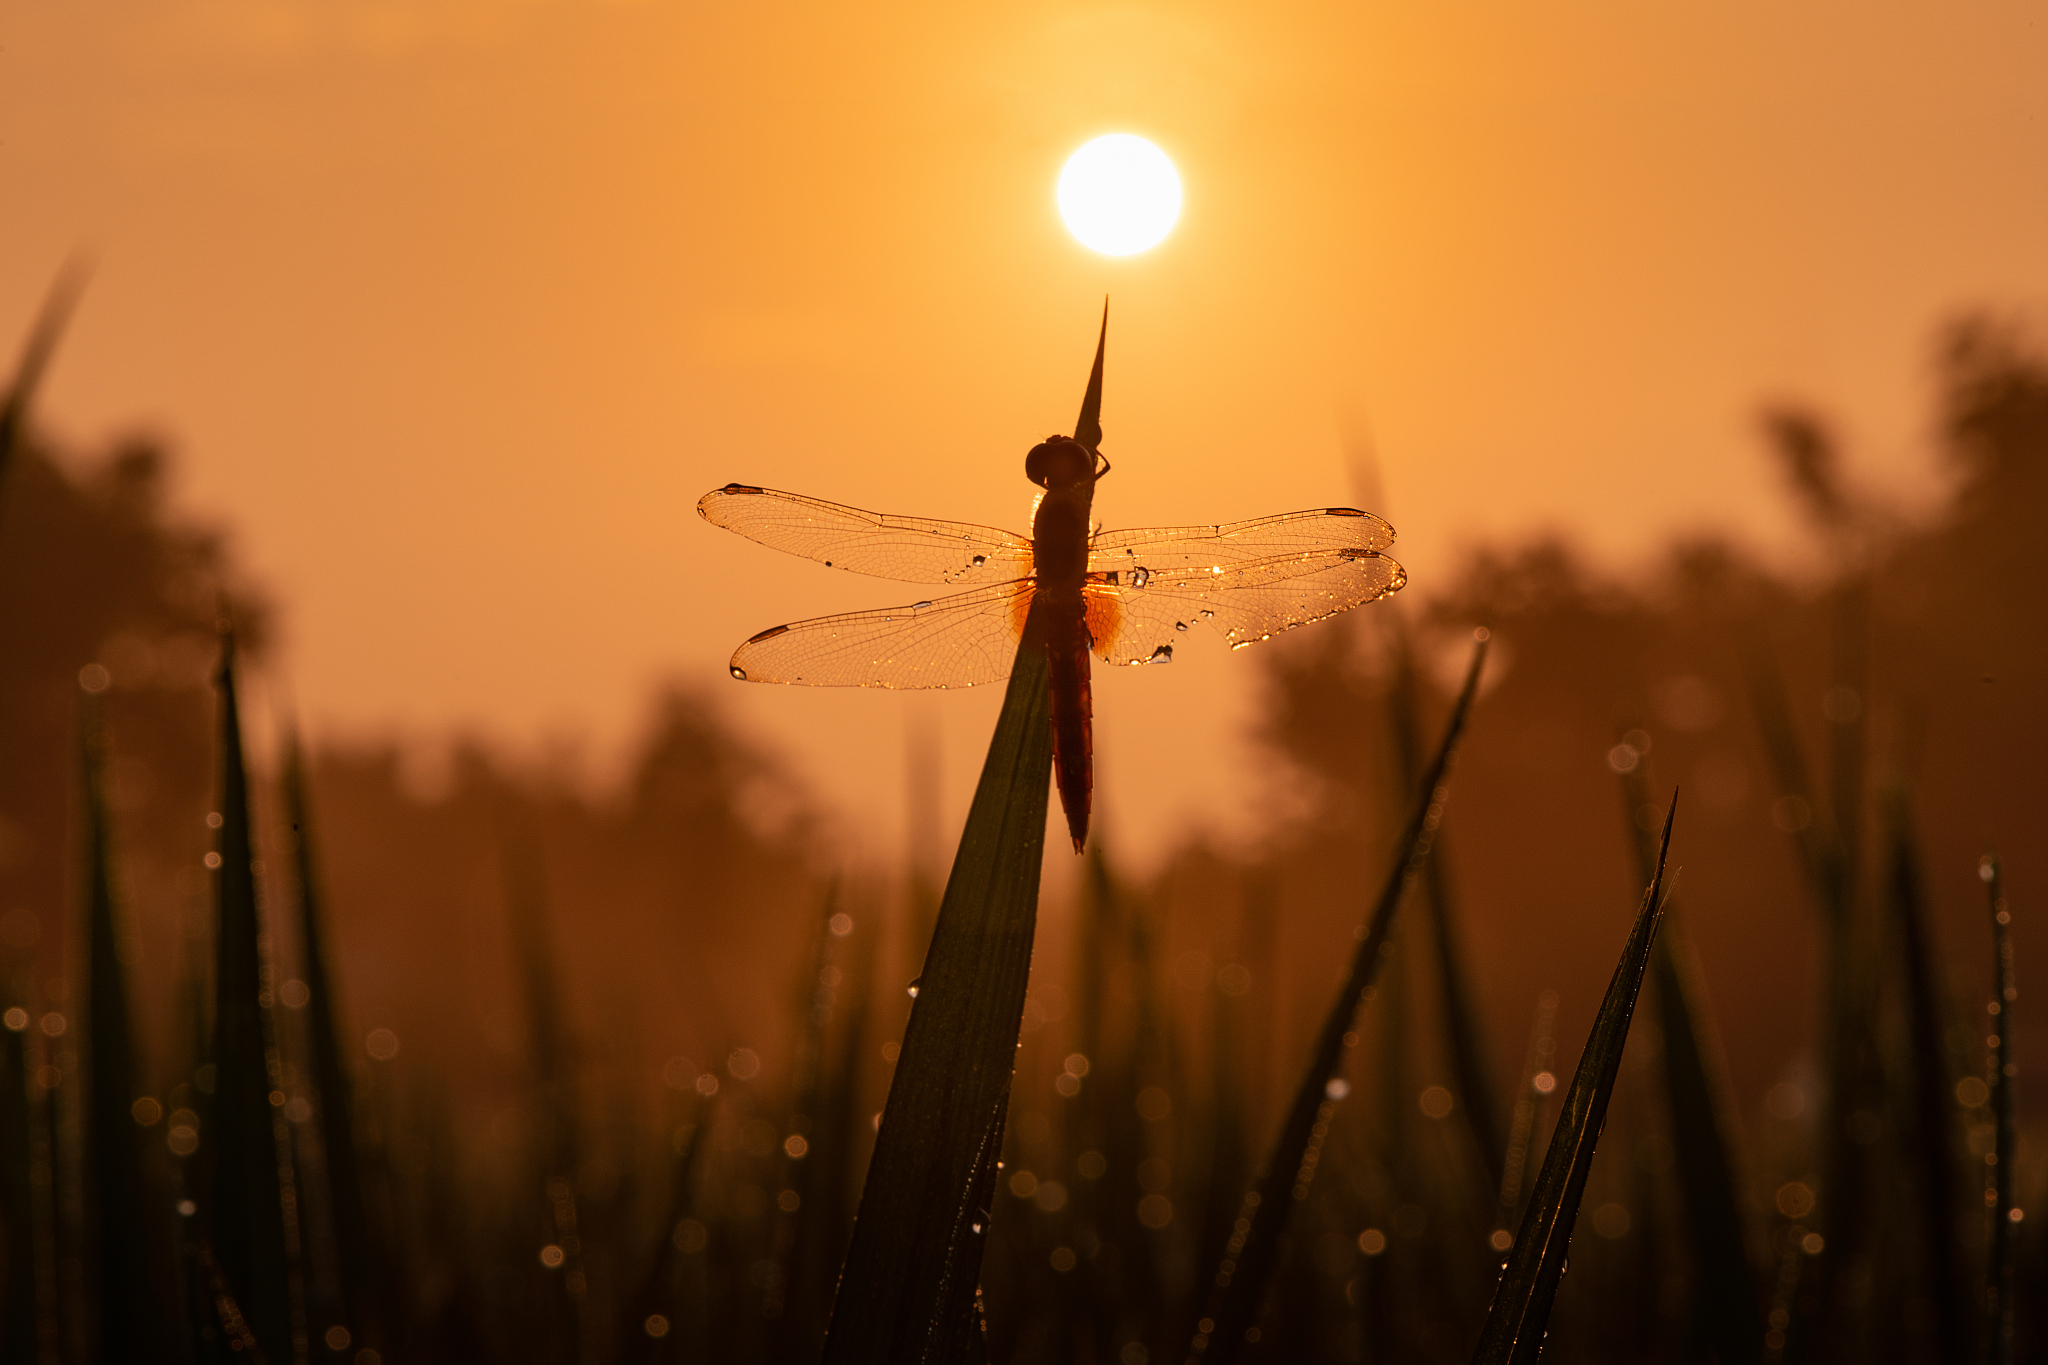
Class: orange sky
5,1,2046,865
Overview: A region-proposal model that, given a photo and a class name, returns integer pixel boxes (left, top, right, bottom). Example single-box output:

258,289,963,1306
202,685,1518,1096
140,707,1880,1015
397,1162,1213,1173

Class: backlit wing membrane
699,484,1034,585
729,581,1035,688
1087,507,1394,575
1084,549,1406,666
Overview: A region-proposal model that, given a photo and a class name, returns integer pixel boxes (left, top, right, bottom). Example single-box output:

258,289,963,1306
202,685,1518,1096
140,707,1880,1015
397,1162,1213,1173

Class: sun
1057,135,1182,257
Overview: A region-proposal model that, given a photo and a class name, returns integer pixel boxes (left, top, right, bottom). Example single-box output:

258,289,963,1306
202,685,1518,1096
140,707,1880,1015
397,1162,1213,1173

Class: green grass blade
1189,632,1489,1365
204,630,299,1360
1470,793,1677,1365
79,687,180,1357
822,606,1052,1365
1981,855,2016,1365
1618,754,1762,1363
284,736,392,1355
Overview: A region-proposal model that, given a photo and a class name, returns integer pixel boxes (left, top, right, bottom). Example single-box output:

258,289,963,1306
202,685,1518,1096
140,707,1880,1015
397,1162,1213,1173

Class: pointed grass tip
1073,300,1107,452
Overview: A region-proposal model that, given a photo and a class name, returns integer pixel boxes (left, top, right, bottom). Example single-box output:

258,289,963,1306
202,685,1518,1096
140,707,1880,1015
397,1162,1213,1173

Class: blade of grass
205,629,300,1361
0,257,89,490
1470,792,1678,1365
1980,855,2015,1365
1390,634,1504,1195
1882,787,1967,1364
501,833,586,1364
614,1114,707,1365
772,887,842,1363
1188,631,1489,1365
283,736,391,1356
1617,749,1762,1364
1741,632,1879,1362
1494,990,1559,1237
821,604,1053,1364
1073,302,1107,453
1069,844,1121,1357
78,685,179,1358
803,909,878,1338
2,1012,37,1362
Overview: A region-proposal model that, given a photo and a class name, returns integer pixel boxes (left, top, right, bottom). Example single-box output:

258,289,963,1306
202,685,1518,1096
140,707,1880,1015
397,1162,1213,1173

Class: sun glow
1057,135,1181,256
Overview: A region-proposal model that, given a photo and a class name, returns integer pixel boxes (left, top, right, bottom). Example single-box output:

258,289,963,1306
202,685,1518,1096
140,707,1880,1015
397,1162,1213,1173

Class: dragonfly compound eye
1025,436,1094,490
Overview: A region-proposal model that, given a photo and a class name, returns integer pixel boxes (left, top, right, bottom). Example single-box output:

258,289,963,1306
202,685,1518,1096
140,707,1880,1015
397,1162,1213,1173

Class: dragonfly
699,333,1406,853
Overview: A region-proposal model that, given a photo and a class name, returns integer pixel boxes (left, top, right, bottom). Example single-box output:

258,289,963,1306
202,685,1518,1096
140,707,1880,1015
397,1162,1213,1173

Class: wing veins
700,484,1034,585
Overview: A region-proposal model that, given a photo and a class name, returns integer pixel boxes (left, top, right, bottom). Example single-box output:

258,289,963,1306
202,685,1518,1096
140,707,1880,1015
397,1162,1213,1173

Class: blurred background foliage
0,310,2040,1362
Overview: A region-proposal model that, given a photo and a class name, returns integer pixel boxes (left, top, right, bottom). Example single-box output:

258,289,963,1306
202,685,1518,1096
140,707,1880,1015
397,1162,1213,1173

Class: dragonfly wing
1084,549,1406,666
1087,506,1395,575
730,581,1035,688
699,484,1034,585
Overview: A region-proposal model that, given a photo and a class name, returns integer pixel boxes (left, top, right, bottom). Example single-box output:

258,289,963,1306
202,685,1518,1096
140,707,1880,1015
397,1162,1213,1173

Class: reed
821,607,1051,1363
202,629,300,1360
1618,748,1762,1363
0,259,88,495
1981,855,2016,1365
284,734,392,1357
1188,631,1487,1365
1882,787,1968,1362
1471,793,1676,1365
1,1012,38,1361
78,683,179,1358
1388,634,1504,1197
820,318,1111,1363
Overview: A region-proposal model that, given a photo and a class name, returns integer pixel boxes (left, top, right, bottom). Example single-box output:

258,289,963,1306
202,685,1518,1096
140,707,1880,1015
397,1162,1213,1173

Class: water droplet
972,555,987,567
824,560,833,568
1130,567,1151,589
1148,645,1173,664
906,979,921,999
1175,621,1188,632
972,1222,984,1234
730,666,748,680
913,601,932,611
1200,609,1214,619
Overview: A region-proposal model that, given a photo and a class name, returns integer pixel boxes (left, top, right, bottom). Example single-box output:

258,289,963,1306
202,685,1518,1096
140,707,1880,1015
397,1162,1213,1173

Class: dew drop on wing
1149,645,1173,664
730,666,748,680
1130,567,1151,589
972,554,987,567
1200,609,1214,619
1175,621,1188,632
913,601,932,611
907,978,921,999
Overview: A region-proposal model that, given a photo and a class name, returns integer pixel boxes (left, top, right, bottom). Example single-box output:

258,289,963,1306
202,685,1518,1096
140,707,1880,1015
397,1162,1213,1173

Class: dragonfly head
1026,435,1101,491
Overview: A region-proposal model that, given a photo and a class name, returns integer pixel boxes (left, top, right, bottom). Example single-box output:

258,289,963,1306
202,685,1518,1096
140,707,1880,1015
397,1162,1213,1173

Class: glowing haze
2,3,2046,868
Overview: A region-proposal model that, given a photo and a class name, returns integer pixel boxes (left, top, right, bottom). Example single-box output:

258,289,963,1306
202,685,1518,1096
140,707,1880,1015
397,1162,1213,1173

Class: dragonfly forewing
699,484,1034,585
729,580,1037,688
